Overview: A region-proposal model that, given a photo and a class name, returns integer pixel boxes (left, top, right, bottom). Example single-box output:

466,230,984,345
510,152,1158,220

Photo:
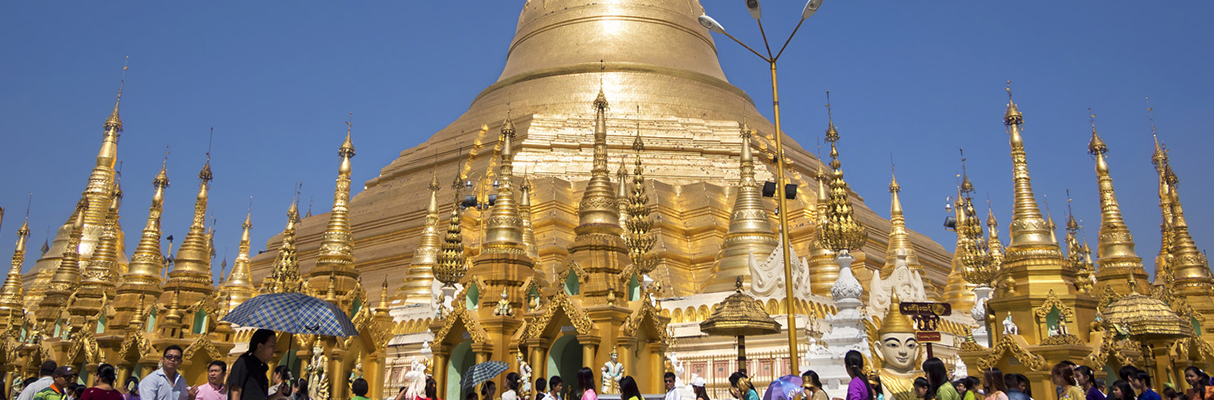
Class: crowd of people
5,330,315,400
9,340,1212,400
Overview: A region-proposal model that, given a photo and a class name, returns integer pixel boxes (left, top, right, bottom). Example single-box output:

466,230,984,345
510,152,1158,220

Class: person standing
663,373,678,400
141,346,196,400
18,361,58,400
576,369,596,400
1076,367,1104,400
548,377,563,400
1130,372,1159,400
843,351,871,400
32,367,78,400
195,361,227,400
534,378,548,400
82,365,123,400
923,358,958,400
228,329,285,400
618,377,640,400
981,369,1007,400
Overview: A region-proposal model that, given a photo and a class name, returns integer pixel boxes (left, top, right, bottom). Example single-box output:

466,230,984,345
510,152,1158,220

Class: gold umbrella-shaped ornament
700,277,782,373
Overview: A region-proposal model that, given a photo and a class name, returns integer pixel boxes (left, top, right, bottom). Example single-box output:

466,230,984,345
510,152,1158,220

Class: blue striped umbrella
460,360,509,389
222,292,359,337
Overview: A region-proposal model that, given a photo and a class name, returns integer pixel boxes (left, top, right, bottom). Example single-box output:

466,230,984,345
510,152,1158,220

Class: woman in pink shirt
576,369,596,400
844,351,872,400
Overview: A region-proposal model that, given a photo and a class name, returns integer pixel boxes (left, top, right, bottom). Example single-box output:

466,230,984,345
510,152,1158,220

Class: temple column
433,350,450,396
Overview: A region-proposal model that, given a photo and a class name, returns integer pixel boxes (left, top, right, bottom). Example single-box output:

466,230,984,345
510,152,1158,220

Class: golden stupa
7,2,1214,400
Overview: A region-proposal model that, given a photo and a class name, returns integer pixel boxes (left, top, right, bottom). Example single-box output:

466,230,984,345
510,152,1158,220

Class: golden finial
1088,109,1108,158
959,148,974,194
820,92,867,254
104,57,129,132
1004,80,1022,124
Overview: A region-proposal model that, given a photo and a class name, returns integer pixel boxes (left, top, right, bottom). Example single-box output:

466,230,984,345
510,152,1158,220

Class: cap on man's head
40,360,59,376
53,366,78,377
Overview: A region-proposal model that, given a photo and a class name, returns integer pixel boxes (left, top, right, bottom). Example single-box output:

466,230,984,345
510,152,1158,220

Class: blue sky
1,1,1211,281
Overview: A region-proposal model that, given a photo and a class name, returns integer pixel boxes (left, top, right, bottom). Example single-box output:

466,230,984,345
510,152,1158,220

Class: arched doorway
447,340,475,400
547,335,582,399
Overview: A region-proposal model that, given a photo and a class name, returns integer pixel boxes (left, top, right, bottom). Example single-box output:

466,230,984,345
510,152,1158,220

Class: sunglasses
164,355,183,361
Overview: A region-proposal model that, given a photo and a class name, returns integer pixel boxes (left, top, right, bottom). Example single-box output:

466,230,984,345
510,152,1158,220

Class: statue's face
878,332,919,371
611,352,618,362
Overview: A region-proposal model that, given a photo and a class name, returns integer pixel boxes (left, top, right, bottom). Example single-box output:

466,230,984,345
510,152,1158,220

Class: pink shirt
582,389,597,400
195,383,226,400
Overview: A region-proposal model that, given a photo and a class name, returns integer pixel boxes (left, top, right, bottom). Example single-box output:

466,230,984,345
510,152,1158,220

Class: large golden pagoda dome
251,0,953,298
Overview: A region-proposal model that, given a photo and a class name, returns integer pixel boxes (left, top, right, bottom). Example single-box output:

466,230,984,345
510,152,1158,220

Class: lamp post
698,0,823,375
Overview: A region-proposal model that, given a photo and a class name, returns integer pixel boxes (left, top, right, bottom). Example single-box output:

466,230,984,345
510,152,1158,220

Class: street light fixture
699,0,823,375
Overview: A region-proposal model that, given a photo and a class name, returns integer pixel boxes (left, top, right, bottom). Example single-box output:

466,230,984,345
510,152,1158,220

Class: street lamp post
698,0,823,375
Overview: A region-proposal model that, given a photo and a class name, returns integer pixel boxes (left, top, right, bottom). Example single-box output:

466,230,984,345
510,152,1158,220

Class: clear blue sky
2,1,1211,281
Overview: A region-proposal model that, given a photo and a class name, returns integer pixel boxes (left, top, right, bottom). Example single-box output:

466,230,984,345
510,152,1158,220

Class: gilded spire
38,199,87,327
0,217,31,313
987,205,1004,272
311,120,358,291
624,113,656,275
402,172,444,304
482,114,527,254
73,184,123,321
435,170,468,287
575,89,622,235
884,170,921,276
113,161,169,329
807,161,838,296
219,209,258,311
1163,157,1212,288
1002,83,1057,249
1151,113,1176,283
164,154,215,298
706,120,777,292
263,197,303,293
1087,111,1146,295
520,174,540,260
616,157,630,224
820,94,867,254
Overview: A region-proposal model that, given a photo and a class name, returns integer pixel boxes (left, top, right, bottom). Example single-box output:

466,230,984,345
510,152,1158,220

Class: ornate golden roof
699,278,780,337
112,162,169,329
1104,292,1193,339
884,172,921,277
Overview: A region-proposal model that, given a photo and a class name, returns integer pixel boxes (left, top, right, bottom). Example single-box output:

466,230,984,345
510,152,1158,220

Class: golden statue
871,294,923,400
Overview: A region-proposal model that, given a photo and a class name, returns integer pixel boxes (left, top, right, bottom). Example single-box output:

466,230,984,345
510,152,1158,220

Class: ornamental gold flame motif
435,171,468,287
623,118,656,274
820,99,867,253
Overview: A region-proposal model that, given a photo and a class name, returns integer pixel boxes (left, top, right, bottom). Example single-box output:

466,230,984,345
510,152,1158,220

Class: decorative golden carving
183,335,224,361
1040,334,1083,346
976,334,1047,372
523,291,595,341
621,298,668,342
1032,289,1076,322
432,298,490,345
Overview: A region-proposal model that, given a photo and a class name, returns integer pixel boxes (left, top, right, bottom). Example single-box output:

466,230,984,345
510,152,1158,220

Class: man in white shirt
16,361,57,400
663,373,678,400
141,345,198,400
